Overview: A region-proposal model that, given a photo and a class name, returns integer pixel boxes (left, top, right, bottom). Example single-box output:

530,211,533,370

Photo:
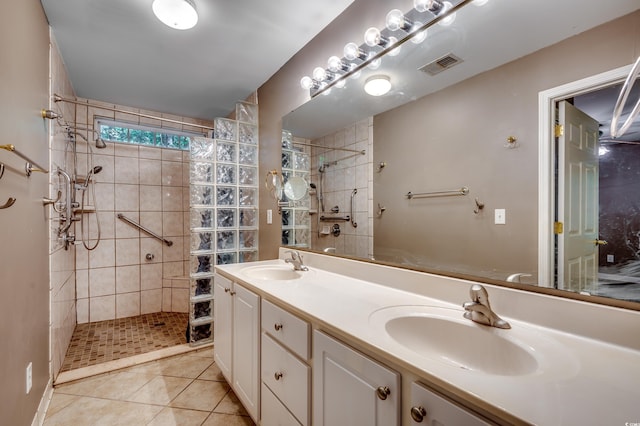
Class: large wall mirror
282,0,640,308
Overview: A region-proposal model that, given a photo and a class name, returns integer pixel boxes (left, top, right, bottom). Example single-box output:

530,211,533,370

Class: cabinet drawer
261,383,302,426
262,299,310,360
410,382,491,425
262,332,310,425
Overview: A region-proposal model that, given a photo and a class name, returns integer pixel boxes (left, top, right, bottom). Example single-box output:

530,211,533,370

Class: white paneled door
557,100,601,293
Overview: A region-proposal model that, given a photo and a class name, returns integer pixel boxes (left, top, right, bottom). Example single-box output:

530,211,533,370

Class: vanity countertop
215,255,640,425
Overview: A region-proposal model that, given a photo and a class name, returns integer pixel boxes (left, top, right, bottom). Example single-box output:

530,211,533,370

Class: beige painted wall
373,10,640,281
0,0,51,424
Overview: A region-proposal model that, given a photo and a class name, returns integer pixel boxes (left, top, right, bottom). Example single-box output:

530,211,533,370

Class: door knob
592,239,608,246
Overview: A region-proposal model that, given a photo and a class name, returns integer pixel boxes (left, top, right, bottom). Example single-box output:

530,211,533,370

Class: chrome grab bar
350,188,358,228
406,187,469,199
117,213,173,246
320,215,350,222
56,168,73,235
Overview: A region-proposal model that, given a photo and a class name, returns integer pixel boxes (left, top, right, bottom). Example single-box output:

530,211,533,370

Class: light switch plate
495,209,506,225
267,209,273,225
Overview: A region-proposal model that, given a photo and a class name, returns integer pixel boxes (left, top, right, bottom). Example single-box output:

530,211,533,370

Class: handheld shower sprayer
83,166,102,189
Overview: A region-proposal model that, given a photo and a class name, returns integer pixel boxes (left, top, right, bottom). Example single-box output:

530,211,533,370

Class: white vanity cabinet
313,330,401,426
260,299,311,426
409,382,492,425
213,273,260,422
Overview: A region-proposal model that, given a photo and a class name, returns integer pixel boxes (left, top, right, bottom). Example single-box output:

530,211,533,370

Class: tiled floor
45,347,255,426
61,312,189,372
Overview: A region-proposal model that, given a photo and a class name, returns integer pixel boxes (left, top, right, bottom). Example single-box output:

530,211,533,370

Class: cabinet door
233,283,260,422
410,382,491,425
213,274,233,382
313,330,400,426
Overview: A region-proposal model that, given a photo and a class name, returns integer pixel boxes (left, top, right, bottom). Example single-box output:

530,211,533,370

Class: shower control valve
145,253,155,261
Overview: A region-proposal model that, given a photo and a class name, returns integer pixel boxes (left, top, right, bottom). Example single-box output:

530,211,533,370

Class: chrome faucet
284,250,309,271
462,284,510,329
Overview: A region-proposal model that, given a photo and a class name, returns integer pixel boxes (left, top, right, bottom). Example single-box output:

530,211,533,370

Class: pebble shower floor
60,312,189,372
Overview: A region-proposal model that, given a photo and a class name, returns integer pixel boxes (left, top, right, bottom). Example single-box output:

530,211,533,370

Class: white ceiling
40,0,354,120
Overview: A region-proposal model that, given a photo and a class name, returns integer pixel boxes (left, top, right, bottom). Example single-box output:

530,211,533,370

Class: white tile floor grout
44,346,255,426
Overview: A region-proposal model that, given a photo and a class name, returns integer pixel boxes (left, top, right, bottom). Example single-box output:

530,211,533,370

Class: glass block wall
188,101,259,345
281,130,311,247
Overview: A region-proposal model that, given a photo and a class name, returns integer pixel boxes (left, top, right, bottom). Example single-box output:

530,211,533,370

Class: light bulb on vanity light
300,76,316,90
313,67,328,82
387,36,401,56
410,22,428,44
335,79,347,89
344,42,366,61
385,9,412,32
439,2,457,26
152,0,198,30
328,56,347,73
364,75,391,96
364,27,388,47
473,0,490,5
414,0,444,14
368,56,382,70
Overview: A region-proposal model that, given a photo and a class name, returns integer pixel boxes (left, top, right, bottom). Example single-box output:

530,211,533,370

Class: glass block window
96,118,199,150
188,101,259,346
281,130,310,248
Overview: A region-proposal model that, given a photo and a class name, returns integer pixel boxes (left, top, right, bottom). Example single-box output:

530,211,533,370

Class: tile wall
49,33,77,378
72,99,213,323
310,118,374,258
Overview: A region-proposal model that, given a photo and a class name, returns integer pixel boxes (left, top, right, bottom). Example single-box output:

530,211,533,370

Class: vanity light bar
301,0,477,97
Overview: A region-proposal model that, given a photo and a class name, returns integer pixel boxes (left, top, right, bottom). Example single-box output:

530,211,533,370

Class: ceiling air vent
419,53,463,76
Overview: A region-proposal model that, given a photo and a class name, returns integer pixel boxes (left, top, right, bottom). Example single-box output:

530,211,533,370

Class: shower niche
189,101,259,345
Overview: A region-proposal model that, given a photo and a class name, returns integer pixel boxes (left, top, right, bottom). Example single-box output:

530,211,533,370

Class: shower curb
53,342,212,385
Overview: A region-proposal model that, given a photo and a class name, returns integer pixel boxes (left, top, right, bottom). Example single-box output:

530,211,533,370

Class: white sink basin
369,306,573,377
241,264,305,281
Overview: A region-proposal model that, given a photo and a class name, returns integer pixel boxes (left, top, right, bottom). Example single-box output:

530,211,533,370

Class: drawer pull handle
410,406,427,423
274,372,283,381
224,288,230,293
229,290,236,296
376,386,390,400
274,323,283,331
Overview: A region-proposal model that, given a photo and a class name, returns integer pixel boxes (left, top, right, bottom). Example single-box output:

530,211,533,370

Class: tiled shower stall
48,32,260,374
72,104,205,324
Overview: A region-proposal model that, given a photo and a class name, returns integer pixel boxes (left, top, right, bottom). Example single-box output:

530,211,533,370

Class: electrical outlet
26,362,32,394
607,254,614,263
494,209,506,225
267,209,273,225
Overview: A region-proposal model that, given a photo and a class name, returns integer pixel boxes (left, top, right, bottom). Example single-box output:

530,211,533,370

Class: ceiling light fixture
152,0,198,30
364,76,391,96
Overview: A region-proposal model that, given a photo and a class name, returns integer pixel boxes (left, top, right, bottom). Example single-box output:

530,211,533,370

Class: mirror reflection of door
556,101,600,293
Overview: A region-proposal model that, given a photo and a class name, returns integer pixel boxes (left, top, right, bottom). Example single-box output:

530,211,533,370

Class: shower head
92,166,103,175
95,138,107,149
309,183,316,189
